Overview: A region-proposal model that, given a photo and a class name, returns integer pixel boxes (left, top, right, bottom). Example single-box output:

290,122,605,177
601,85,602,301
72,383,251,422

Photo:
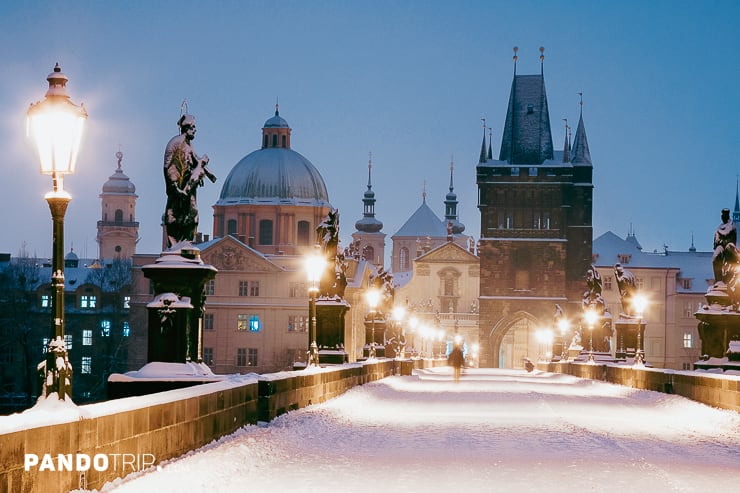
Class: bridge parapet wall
1,358,439,493
538,361,740,412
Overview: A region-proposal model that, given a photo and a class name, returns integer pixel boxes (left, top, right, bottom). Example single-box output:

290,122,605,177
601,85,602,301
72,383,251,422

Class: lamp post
632,294,648,366
392,305,406,358
304,247,326,368
557,318,571,361
27,63,87,400
584,308,598,363
365,287,381,359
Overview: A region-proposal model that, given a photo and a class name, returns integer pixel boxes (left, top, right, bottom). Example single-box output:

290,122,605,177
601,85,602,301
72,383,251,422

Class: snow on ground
78,368,740,493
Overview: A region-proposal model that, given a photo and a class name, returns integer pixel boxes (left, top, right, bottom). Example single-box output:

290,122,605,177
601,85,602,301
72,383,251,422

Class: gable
417,242,478,264
200,236,282,272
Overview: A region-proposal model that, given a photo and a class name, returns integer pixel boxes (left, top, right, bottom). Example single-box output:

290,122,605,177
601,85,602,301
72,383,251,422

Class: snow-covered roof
392,199,447,238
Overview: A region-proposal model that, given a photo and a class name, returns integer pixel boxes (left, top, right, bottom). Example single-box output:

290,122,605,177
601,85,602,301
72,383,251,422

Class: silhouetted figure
448,344,464,382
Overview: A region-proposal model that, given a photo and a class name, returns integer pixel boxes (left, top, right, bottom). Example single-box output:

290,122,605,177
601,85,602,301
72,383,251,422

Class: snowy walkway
83,368,740,493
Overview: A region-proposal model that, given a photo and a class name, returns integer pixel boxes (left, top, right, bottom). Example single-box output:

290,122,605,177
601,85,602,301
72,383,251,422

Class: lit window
511,167,520,177
288,315,308,332
41,337,49,354
237,314,248,331
122,322,130,337
83,330,92,346
247,348,258,366
41,294,51,308
123,296,131,309
81,356,92,374
528,167,538,176
100,320,111,337
80,295,97,309
64,334,73,351
249,315,261,332
683,333,693,349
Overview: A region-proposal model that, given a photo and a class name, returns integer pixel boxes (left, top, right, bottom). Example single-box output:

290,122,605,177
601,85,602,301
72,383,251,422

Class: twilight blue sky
1,0,739,261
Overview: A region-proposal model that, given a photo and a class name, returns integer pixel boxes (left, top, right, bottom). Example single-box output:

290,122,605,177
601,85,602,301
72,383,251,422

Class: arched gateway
486,311,542,369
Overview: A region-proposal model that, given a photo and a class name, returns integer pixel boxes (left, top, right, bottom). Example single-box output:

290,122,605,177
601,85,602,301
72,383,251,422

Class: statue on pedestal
163,112,216,249
712,208,737,287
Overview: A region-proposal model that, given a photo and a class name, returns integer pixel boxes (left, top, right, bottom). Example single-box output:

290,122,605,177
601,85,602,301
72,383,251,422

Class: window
122,322,130,337
680,278,692,290
297,221,310,246
249,315,261,332
683,301,694,318
236,348,247,366
364,245,375,263
227,219,238,236
239,280,260,297
444,278,454,297
272,134,277,147
80,295,97,309
100,320,111,337
247,348,258,366
683,333,693,349
282,135,287,148
543,213,550,229
399,247,409,270
635,278,644,290
203,347,214,366
617,254,632,264
205,279,215,296
603,277,612,291
237,314,248,331
81,356,92,374
41,294,50,308
114,209,123,223
510,167,520,177
64,334,73,351
42,337,49,354
505,215,512,229
82,330,92,346
123,296,131,309
528,167,538,176
263,135,268,148
259,220,273,245
288,315,308,332
204,313,214,330
682,362,692,370
289,282,306,298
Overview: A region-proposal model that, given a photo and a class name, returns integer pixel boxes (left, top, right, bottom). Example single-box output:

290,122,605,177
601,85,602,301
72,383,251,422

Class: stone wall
538,361,740,412
0,359,437,493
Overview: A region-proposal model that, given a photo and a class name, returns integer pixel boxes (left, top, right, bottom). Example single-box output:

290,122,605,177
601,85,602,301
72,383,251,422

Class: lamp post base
307,341,320,368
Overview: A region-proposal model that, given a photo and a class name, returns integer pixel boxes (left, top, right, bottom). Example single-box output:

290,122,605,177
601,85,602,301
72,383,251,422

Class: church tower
97,150,139,260
476,48,593,368
351,154,386,268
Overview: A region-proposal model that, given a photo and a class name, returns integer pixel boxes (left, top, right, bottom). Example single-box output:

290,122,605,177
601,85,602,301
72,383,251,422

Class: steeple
562,118,571,163
444,157,465,234
261,103,291,149
354,152,383,233
498,47,554,164
571,93,592,165
97,149,139,260
487,127,493,160
479,118,487,163
734,175,740,224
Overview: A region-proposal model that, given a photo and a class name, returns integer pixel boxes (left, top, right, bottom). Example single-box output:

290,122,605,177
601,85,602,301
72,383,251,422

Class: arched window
400,247,409,270
282,135,287,148
114,209,123,223
227,219,237,236
263,135,268,148
272,134,278,147
297,221,310,246
364,245,375,263
259,220,273,245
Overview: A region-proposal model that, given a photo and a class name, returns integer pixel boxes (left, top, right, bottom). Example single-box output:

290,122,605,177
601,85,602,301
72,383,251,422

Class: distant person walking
448,344,465,382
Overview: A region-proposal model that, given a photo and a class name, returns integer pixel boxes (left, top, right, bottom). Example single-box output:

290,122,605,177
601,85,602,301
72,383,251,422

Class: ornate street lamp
365,287,381,359
632,294,648,366
304,246,326,367
27,63,87,400
584,308,598,363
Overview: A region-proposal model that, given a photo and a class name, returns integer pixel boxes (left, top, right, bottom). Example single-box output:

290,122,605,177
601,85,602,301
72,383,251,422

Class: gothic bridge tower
476,48,593,368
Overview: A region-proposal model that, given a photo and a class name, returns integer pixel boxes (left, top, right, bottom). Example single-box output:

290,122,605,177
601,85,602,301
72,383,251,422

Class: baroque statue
712,208,737,286
163,113,216,249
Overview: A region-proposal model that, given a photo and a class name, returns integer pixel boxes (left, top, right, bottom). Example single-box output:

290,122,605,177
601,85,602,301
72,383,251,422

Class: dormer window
527,103,534,114
617,254,631,264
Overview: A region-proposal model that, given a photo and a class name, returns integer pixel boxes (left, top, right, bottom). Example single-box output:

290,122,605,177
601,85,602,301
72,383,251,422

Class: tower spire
539,46,545,75
445,156,465,234
734,174,740,223
487,127,493,160
562,118,570,163
513,46,518,75
479,117,487,163
571,92,591,165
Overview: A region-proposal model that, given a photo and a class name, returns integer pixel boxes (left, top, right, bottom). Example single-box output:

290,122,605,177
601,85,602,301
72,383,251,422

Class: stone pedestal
614,317,645,360
143,244,217,363
363,314,387,358
695,283,740,362
316,298,350,364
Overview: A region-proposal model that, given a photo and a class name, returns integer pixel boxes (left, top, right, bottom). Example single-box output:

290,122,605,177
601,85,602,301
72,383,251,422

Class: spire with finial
513,46,518,75
479,117,487,163
734,174,740,224
562,118,571,163
445,156,466,234
571,92,592,165
116,146,123,170
539,46,545,75
689,232,697,252
355,151,383,233
487,127,493,160
422,180,427,203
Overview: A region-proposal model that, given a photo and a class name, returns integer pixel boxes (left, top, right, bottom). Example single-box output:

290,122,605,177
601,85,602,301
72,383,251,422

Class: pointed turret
444,157,465,234
562,119,571,163
571,96,591,165
733,176,740,224
355,153,383,233
479,119,487,163
487,127,493,160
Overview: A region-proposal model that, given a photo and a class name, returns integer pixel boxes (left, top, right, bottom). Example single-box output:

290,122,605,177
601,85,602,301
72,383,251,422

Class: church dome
217,109,330,206
102,151,136,194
